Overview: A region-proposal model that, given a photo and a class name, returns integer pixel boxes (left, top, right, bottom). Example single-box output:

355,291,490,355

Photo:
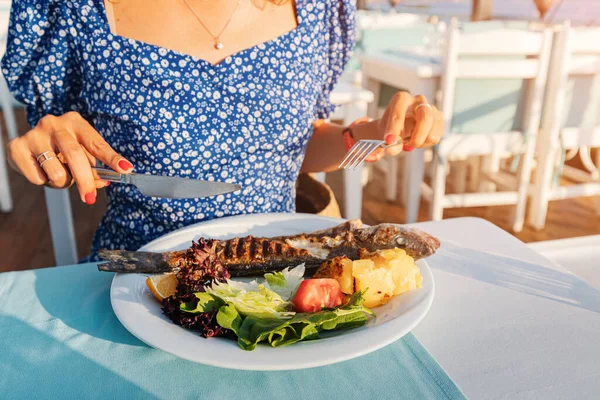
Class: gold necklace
182,0,243,50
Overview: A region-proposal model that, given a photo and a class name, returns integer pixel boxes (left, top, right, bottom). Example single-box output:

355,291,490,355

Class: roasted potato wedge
353,260,396,308
313,248,422,308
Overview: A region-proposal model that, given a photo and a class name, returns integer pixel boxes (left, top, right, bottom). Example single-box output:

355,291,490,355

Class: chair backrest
439,20,553,154
0,0,10,44
543,22,600,149
459,20,534,34
443,20,538,135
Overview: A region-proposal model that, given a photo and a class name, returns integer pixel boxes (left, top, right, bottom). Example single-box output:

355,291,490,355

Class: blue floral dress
2,0,355,260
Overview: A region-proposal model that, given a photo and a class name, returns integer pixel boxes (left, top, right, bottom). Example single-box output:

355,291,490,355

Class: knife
93,167,241,199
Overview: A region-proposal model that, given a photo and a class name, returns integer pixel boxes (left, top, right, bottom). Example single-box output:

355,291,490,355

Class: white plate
110,213,435,371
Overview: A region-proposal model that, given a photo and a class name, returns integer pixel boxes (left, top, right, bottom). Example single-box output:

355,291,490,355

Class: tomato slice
292,279,345,313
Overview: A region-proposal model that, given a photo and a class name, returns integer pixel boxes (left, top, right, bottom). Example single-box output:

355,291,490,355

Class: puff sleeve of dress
312,0,356,120
1,0,87,128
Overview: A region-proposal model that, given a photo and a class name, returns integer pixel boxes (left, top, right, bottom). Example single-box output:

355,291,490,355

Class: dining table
528,234,600,291
1,216,600,399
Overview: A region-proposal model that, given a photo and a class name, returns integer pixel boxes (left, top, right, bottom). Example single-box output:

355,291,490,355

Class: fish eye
396,237,406,246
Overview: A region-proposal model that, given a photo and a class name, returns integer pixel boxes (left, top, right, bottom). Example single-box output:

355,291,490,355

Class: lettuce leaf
181,264,305,319
264,264,305,300
180,292,223,314
206,280,295,320
217,290,373,351
215,303,243,334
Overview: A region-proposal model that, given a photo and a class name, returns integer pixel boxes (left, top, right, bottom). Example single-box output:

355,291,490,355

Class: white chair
44,187,78,265
529,22,600,230
420,21,553,232
384,20,538,223
0,1,78,264
0,2,19,141
0,123,11,212
0,1,14,213
0,72,18,141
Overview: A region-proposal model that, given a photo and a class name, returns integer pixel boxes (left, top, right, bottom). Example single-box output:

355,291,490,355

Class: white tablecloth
413,217,600,399
529,235,600,291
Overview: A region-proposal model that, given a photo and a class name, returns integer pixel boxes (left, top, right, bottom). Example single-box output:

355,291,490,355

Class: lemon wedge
146,273,178,302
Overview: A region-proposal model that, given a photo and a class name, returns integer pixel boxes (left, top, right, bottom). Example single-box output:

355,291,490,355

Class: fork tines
338,140,385,170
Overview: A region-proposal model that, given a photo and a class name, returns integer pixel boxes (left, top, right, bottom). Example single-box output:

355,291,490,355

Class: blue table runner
0,264,466,399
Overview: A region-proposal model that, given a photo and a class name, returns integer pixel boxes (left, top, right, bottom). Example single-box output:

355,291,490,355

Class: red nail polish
118,159,133,171
105,181,111,187
84,192,96,205
403,144,414,152
384,134,396,145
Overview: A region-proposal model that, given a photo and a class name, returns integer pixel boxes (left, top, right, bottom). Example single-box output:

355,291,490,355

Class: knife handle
93,167,129,184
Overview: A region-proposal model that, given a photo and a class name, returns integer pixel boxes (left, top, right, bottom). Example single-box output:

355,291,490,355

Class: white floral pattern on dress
2,0,355,260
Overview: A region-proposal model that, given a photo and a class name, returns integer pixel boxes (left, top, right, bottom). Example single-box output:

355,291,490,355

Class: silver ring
39,156,56,168
36,151,56,168
414,103,433,113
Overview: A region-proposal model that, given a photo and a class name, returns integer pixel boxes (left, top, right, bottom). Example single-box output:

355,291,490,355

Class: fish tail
97,249,183,273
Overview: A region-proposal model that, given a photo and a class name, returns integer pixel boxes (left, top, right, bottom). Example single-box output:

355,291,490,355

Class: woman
3,0,442,261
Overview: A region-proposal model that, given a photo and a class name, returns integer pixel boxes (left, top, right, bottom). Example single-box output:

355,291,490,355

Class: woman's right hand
6,112,134,205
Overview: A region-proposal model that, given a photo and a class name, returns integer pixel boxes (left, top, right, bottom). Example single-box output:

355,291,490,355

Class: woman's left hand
364,92,443,162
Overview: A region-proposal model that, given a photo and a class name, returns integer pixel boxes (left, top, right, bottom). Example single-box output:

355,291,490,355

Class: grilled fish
97,220,440,277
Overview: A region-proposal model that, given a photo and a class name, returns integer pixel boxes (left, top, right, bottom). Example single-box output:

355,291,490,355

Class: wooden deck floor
1,110,599,272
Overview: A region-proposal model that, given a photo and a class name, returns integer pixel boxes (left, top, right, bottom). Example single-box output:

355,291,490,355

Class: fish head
361,224,441,260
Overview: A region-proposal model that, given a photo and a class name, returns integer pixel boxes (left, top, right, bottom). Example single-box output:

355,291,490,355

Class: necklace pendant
214,40,223,50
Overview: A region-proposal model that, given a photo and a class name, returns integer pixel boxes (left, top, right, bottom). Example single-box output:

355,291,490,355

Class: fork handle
384,136,411,148
384,142,405,149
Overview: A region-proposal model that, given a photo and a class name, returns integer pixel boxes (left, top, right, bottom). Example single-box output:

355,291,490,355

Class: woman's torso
2,0,354,258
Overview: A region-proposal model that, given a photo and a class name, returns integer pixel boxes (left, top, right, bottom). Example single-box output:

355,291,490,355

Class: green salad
179,265,374,350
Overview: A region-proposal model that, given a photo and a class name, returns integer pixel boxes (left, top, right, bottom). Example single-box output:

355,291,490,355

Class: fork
338,139,405,170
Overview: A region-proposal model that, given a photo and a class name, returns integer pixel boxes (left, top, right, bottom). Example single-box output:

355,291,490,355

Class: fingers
6,137,47,185
380,93,443,158
424,117,444,147
387,118,415,157
7,113,115,202
26,128,74,189
382,92,412,145
53,129,98,204
407,100,435,148
70,113,133,173
96,180,110,189
365,148,384,162
39,152,73,189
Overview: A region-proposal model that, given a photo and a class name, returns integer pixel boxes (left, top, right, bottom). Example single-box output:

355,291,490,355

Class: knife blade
94,167,241,199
